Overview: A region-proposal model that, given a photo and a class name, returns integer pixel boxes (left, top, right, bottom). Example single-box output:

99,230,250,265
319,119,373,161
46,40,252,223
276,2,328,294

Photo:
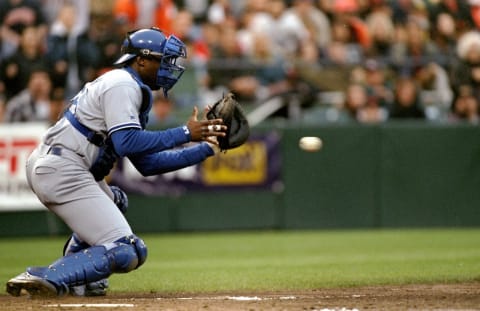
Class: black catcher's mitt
207,92,250,151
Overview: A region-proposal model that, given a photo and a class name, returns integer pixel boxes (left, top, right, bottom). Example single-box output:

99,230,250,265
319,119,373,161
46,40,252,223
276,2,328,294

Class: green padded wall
1,123,479,237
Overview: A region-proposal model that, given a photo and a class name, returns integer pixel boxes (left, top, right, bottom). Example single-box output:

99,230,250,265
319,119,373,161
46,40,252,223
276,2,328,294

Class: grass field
1,228,479,295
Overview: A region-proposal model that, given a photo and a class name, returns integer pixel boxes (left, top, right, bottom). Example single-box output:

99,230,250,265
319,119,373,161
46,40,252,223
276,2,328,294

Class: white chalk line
43,295,364,309
158,294,366,301
44,303,135,308
159,295,297,301
156,295,361,310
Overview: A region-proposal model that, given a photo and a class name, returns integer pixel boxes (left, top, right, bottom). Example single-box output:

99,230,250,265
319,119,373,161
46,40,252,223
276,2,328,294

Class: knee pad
108,235,148,273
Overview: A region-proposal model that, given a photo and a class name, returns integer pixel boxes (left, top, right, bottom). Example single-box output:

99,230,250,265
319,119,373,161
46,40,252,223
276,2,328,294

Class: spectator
42,0,90,34
273,0,319,57
147,91,178,129
249,31,290,100
48,87,66,124
388,0,416,25
199,21,220,58
46,3,100,99
0,25,47,100
207,25,258,101
263,0,289,52
341,82,367,121
429,12,458,61
207,0,234,26
389,75,425,119
293,37,350,92
331,0,371,51
361,58,394,110
0,95,5,123
323,3,368,66
89,8,130,75
170,10,210,66
181,0,209,23
236,1,274,56
112,0,137,29
341,82,388,123
3,66,52,123
113,0,178,31
413,61,453,121
287,0,332,51
365,5,396,58
0,0,48,61
147,0,177,34
449,85,479,124
323,20,363,66
449,30,480,101
0,0,477,127
168,10,210,107
428,0,476,34
389,13,442,70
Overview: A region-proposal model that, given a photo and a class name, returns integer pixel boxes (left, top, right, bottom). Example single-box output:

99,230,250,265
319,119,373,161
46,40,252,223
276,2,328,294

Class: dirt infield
1,282,479,310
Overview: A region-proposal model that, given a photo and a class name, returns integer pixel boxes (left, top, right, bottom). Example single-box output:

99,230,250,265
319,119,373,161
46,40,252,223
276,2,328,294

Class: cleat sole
6,272,58,297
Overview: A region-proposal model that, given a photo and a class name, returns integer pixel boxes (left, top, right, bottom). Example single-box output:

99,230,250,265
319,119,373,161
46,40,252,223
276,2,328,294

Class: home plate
44,303,135,308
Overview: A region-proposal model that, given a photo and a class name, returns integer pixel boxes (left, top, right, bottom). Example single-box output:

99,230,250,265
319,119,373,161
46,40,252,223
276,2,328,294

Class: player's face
141,57,162,90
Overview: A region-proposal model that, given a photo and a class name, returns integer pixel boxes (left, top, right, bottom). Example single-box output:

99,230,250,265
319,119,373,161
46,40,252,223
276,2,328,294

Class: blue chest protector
89,67,154,181
123,66,152,130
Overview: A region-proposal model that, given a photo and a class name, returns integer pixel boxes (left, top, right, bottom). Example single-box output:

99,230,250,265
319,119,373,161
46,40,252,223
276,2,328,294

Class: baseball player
6,27,226,297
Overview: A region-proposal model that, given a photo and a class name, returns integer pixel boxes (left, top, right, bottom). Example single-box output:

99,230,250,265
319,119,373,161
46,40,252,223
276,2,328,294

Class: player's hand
187,106,227,144
110,185,128,214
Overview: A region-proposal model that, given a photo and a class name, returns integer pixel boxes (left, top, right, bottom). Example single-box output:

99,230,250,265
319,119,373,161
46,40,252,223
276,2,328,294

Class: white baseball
298,136,323,152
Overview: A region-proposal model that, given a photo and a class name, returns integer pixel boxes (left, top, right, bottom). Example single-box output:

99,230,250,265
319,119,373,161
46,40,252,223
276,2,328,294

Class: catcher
6,27,249,297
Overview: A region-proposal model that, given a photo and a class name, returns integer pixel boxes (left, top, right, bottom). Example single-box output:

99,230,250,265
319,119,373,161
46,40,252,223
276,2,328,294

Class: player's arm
127,143,214,176
110,126,191,157
110,107,225,157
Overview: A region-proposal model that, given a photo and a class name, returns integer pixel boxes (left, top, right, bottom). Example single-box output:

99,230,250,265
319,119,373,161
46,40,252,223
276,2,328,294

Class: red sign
0,123,48,211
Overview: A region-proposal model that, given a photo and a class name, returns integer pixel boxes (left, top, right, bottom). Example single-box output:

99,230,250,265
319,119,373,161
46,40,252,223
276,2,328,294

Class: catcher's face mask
155,35,187,94
115,27,187,95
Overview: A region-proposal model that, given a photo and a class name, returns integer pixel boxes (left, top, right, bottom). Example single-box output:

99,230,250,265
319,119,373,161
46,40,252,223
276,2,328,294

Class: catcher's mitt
207,92,250,151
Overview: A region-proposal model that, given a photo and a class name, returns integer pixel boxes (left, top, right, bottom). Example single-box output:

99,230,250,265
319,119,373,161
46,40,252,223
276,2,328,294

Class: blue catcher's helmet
114,27,187,93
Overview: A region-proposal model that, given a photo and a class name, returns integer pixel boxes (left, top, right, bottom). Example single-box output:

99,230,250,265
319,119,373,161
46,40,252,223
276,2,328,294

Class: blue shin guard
63,233,109,296
26,235,147,296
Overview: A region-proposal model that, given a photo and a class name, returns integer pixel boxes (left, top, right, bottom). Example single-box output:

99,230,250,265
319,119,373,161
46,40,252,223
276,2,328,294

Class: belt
41,144,85,164
47,146,62,156
45,146,82,160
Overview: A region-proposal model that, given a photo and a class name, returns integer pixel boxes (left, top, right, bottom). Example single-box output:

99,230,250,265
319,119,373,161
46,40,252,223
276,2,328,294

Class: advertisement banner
0,123,48,211
0,125,282,208
111,131,282,196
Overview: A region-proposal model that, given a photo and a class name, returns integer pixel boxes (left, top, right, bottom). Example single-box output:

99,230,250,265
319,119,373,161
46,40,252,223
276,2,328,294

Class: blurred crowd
1,0,480,126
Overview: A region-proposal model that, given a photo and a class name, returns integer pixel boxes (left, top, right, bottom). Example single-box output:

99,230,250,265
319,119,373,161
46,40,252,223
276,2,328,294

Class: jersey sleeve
128,143,215,176
103,82,143,135
110,127,191,157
